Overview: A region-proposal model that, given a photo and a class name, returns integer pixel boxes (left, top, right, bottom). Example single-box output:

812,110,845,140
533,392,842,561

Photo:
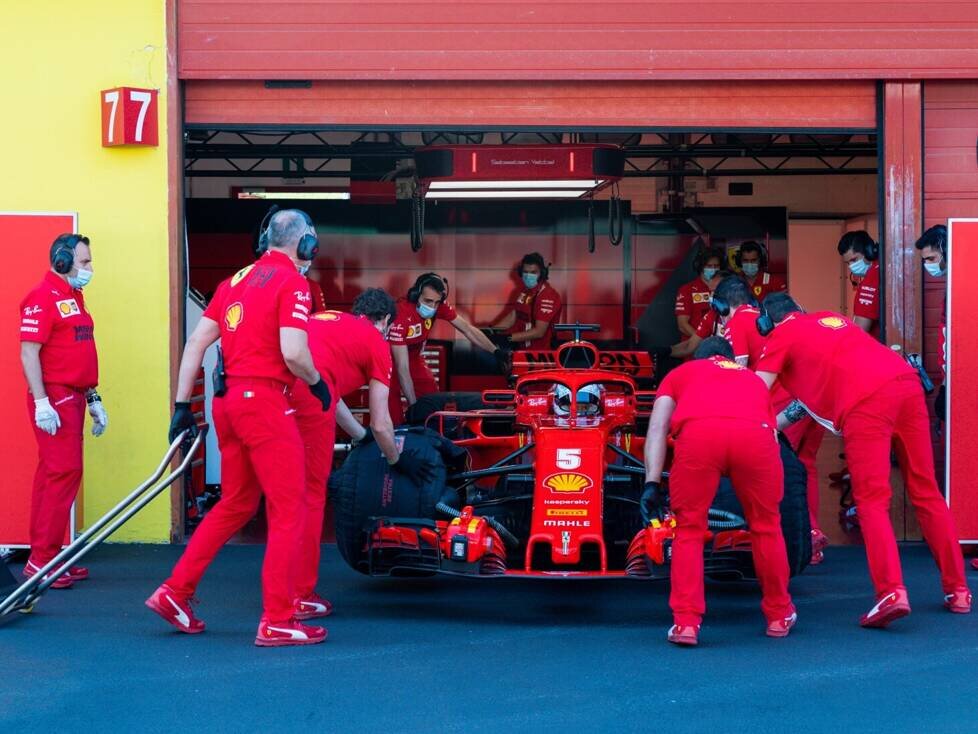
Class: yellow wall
1,2,172,541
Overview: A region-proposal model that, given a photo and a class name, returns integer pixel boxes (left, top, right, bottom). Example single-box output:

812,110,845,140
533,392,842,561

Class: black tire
329,427,464,574
405,392,487,426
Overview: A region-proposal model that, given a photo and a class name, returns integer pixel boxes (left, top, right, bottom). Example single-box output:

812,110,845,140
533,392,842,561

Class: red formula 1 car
330,325,811,579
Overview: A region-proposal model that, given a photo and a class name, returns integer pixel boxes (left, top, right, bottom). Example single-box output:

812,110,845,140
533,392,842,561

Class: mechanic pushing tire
711,435,812,577
404,391,487,426
330,427,466,574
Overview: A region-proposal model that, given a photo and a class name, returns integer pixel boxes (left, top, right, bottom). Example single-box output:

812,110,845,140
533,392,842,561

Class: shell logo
544,472,592,493
230,264,254,287
313,311,341,321
59,302,73,315
714,359,743,370
225,302,244,332
818,316,847,330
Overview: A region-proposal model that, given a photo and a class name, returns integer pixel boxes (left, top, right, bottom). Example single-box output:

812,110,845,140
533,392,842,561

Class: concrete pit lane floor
2,543,977,732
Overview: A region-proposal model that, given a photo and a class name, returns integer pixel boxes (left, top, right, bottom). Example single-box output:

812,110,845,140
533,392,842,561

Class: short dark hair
762,292,802,324
519,252,548,279
714,275,754,309
693,336,735,361
739,240,765,259
352,288,397,323
837,230,877,260
267,209,308,249
693,245,727,274
914,224,947,256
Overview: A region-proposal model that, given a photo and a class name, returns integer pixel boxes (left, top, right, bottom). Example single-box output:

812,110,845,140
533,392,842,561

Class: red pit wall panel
178,2,978,81
184,80,876,130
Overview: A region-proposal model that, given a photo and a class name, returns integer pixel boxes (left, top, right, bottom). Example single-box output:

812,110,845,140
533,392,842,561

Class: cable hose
436,501,520,549
608,186,623,246
410,186,425,252
707,508,747,530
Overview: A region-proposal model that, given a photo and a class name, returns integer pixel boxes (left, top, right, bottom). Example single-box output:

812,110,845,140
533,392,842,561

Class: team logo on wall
56,299,80,318
818,316,847,330
313,311,341,321
225,302,244,331
230,264,255,287
543,472,592,493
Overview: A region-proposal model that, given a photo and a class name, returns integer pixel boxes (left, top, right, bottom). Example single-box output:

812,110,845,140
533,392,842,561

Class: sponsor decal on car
543,472,592,493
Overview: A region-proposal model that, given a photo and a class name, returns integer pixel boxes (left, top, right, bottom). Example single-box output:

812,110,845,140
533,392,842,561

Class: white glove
88,399,108,437
34,397,61,436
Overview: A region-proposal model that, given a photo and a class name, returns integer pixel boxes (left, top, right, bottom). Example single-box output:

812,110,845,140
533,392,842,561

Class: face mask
68,269,93,289
417,303,437,320
298,263,311,276
924,261,947,278
848,258,870,277
522,272,539,289
741,263,759,278
702,267,719,281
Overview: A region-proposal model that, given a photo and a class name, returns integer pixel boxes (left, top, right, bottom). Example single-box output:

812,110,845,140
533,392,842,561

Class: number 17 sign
101,87,158,147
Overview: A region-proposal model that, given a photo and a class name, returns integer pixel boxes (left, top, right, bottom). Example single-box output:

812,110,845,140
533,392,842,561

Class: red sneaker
23,560,73,589
944,588,972,614
294,593,333,620
145,584,205,634
860,588,911,628
667,624,699,646
970,558,978,571
766,611,798,638
810,530,829,566
67,566,89,581
255,617,327,647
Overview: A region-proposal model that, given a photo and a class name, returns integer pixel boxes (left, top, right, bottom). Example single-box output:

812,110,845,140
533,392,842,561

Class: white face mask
69,269,93,289
298,262,311,276
924,261,947,278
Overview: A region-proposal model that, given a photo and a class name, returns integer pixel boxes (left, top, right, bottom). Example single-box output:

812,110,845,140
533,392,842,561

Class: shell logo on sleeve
56,299,80,317
313,311,341,321
818,316,847,330
224,302,244,332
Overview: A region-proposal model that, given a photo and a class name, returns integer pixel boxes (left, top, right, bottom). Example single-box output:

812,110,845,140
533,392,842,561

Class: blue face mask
522,272,539,289
298,262,311,276
702,267,719,281
848,258,870,277
924,261,947,278
68,269,93,289
417,303,437,320
741,262,759,278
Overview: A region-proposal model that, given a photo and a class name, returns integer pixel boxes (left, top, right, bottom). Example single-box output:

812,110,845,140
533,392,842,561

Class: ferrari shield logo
225,302,244,332
818,316,847,330
544,472,592,493
230,264,254,287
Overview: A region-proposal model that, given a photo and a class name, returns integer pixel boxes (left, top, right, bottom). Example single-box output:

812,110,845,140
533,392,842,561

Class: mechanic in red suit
674,244,724,341
493,252,563,349
838,230,881,336
735,240,786,303
148,209,332,647
643,336,796,646
18,233,107,589
289,289,435,620
387,272,506,424
711,276,829,564
755,293,971,627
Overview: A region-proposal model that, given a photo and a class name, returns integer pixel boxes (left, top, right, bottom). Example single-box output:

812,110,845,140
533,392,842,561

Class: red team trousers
291,381,337,599
842,375,966,595
26,385,87,565
669,419,794,626
166,381,305,621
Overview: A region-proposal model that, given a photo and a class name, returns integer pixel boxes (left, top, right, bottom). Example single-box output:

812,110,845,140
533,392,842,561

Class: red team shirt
721,304,793,412
745,271,787,303
307,311,392,394
675,279,715,338
388,298,458,375
755,311,912,432
656,355,776,433
852,260,881,324
203,250,312,386
509,281,562,349
19,271,99,390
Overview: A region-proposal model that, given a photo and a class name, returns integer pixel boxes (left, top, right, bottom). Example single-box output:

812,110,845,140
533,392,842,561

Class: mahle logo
543,472,592,493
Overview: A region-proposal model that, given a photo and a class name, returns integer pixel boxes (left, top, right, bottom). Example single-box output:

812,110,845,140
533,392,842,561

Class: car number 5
556,448,582,470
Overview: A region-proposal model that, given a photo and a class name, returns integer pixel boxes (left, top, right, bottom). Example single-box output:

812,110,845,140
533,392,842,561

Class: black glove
355,426,374,446
935,384,946,423
309,378,332,412
392,449,437,484
640,480,667,525
493,348,513,375
168,402,198,445
648,345,672,359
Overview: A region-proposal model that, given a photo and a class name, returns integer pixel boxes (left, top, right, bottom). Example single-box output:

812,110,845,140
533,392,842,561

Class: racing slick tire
329,427,466,574
710,435,812,578
405,392,487,426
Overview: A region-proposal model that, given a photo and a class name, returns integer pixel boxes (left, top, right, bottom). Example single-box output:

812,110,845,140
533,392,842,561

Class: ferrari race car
329,324,811,579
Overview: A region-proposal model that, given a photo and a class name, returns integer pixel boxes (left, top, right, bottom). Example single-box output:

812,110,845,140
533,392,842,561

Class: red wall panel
185,79,876,129
178,2,978,81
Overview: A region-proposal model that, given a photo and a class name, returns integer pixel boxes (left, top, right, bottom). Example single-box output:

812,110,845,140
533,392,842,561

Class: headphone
755,302,775,337
734,240,769,269
517,253,550,282
840,230,879,262
256,206,320,262
407,272,449,304
50,234,89,275
710,275,758,318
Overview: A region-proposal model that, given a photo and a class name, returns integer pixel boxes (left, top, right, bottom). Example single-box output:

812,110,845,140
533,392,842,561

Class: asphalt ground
2,543,978,733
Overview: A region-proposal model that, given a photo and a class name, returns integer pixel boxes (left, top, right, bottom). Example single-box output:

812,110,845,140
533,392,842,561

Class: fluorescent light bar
426,190,590,199
237,191,351,200
428,180,603,190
